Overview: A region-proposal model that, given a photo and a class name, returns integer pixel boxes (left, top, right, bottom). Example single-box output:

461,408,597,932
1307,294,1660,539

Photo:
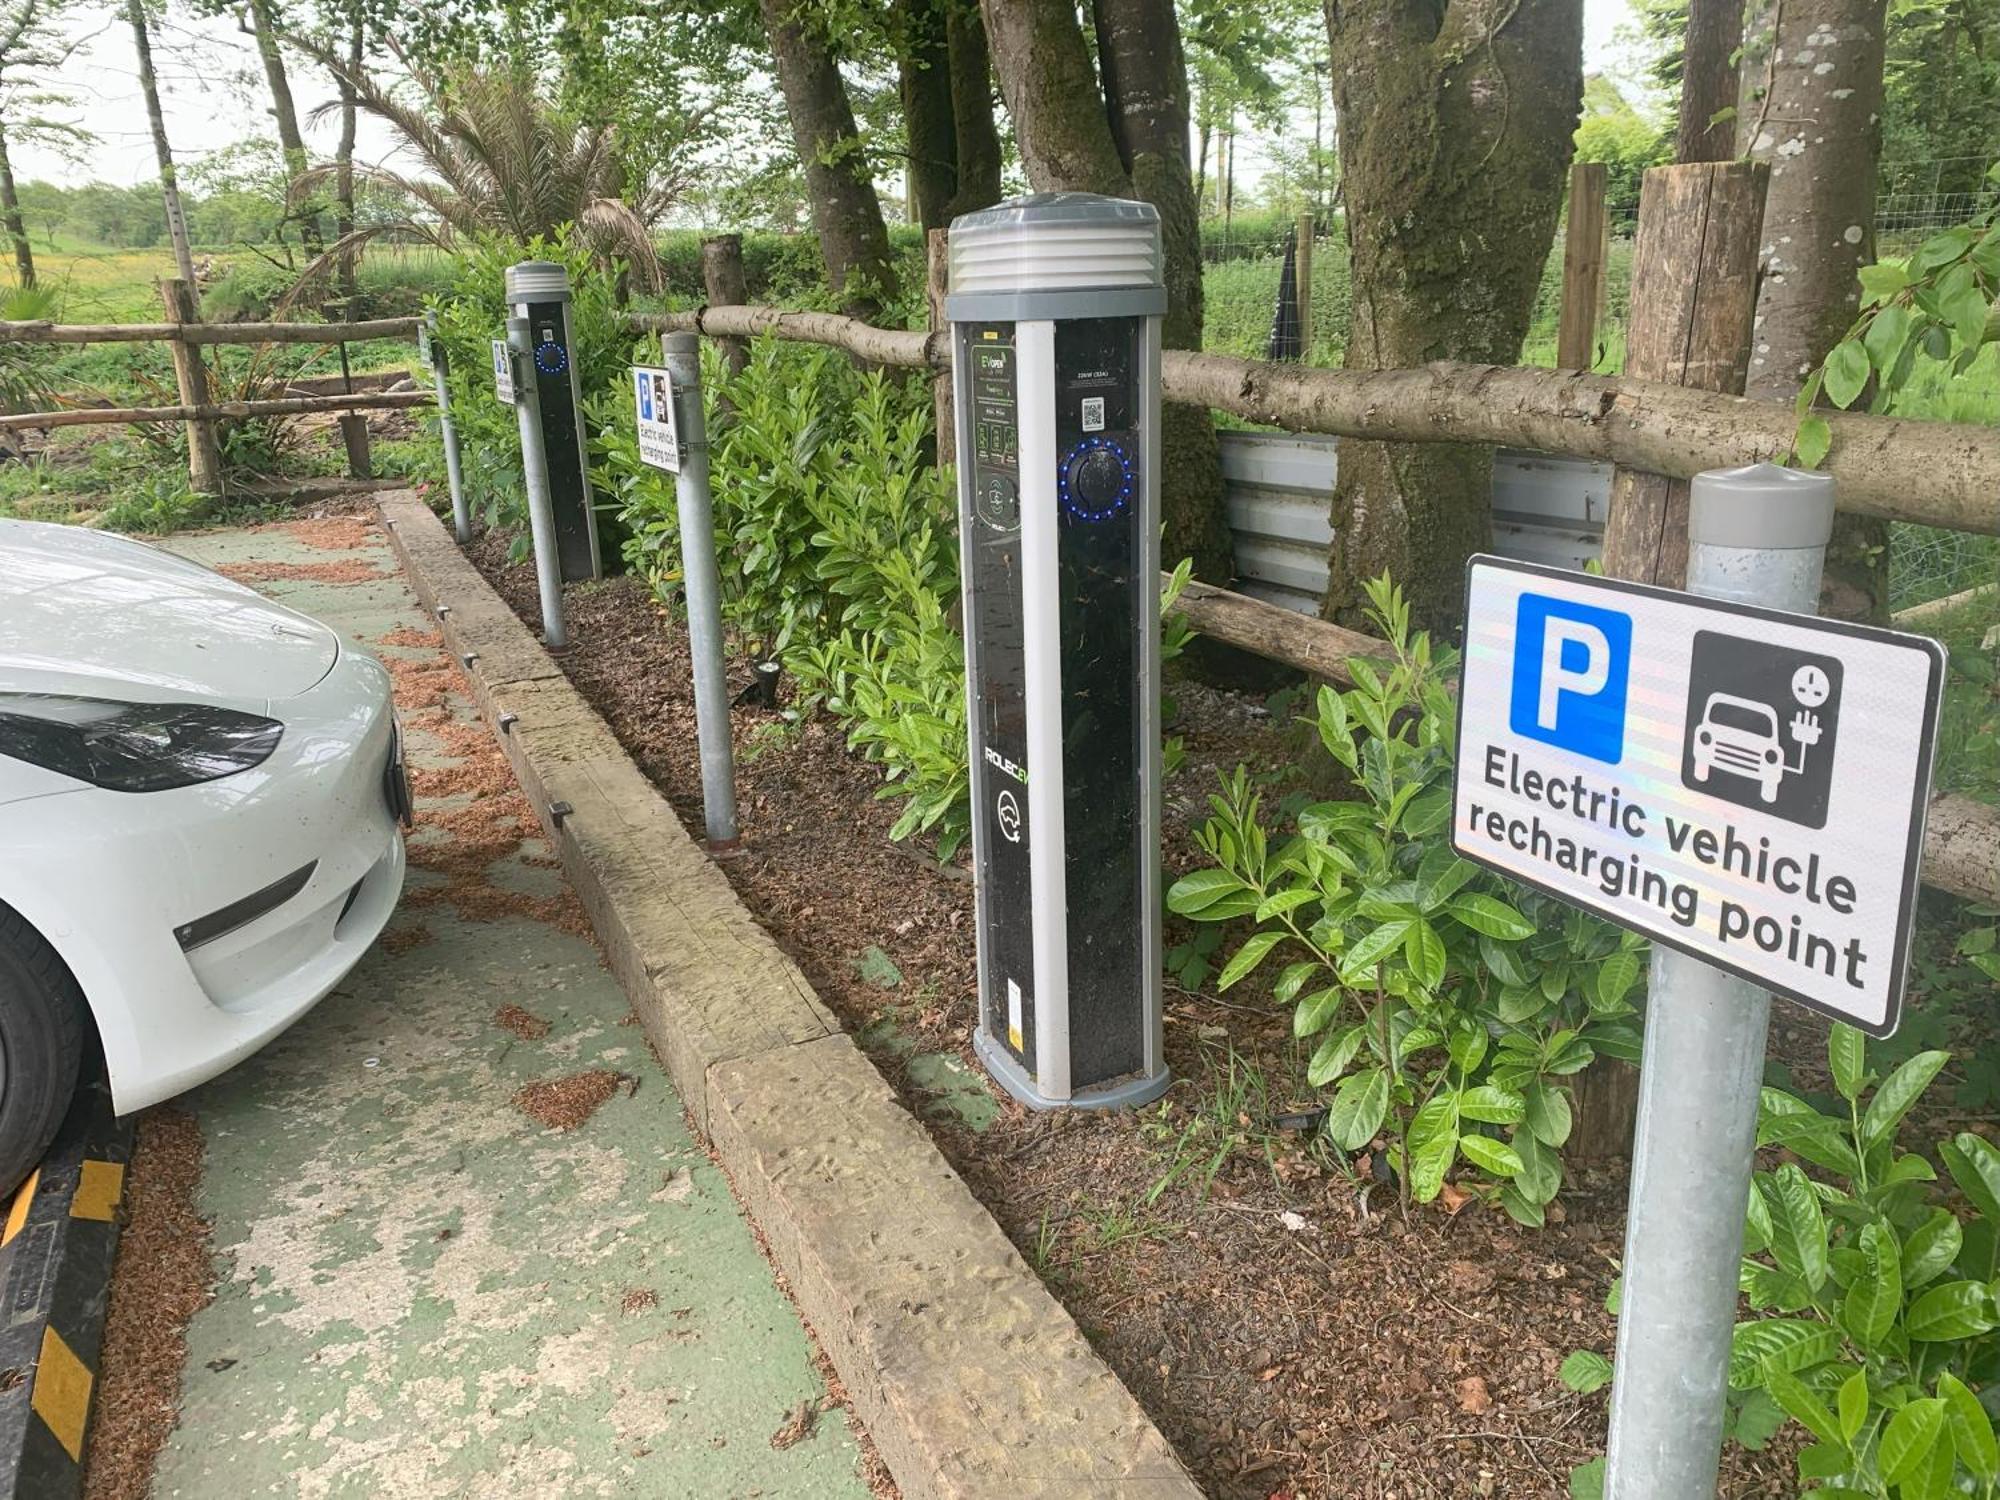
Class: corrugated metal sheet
1218,430,1609,613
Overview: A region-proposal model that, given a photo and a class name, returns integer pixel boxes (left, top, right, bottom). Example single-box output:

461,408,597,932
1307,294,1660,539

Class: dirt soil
462,532,1820,1499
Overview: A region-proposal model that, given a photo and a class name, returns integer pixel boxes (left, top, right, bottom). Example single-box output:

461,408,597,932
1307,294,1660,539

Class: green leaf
1401,789,1451,839
1591,950,1642,1013
1405,1095,1459,1201
1859,262,1910,302
1273,961,1320,1006
1449,1027,1489,1076
1293,985,1344,1039
1568,1457,1604,1500
1728,1318,1840,1389
1828,1023,1868,1103
1416,846,1478,911
1255,888,1319,922
1769,1164,1832,1292
1481,936,1534,991
1458,1134,1522,1178
1448,894,1536,940
1405,918,1447,989
1559,1351,1613,1395
1942,1133,2000,1224
1906,1280,1999,1341
1218,930,1285,991
1796,415,1833,470
1326,1067,1390,1151
1942,1371,1999,1482
1512,1130,1562,1205
1860,1050,1949,1150
1167,869,1246,916
1306,1022,1366,1087
1824,338,1871,408
1878,1397,1947,1485
1732,1386,1789,1449
1842,1220,1902,1350
1524,1083,1573,1148
1745,1179,1775,1256
1341,918,1413,982
1765,1364,1844,1448
1901,1210,1963,1289
1863,303,1912,374
1838,1370,1868,1444
1458,1086,1523,1125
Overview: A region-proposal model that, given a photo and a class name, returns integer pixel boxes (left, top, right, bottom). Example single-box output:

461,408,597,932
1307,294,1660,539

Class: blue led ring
534,340,569,376
1058,436,1134,523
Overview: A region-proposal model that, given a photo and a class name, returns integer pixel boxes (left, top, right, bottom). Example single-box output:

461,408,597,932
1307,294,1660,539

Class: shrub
1167,576,1645,1222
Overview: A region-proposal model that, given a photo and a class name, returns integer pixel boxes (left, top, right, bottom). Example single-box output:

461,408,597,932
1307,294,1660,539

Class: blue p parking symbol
1509,593,1632,765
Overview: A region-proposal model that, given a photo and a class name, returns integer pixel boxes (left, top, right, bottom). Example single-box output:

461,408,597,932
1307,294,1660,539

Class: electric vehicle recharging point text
504,260,601,581
948,193,1170,1111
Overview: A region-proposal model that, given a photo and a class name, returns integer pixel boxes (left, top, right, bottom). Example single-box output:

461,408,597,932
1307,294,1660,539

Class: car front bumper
0,649,406,1113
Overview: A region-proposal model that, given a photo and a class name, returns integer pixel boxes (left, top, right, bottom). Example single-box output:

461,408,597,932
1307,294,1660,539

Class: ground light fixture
947,192,1170,1110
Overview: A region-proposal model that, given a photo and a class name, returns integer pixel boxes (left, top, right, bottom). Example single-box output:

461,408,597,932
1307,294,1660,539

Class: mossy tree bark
942,0,1002,219
1675,0,1741,162
1739,0,1890,621
897,0,957,233
761,0,900,321
1320,0,1583,631
980,0,1234,581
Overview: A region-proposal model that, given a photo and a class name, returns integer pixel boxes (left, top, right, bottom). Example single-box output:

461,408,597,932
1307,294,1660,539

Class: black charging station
504,261,600,581
948,194,1169,1111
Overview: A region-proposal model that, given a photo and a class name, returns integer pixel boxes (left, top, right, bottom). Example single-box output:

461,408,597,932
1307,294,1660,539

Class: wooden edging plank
375,492,1199,1500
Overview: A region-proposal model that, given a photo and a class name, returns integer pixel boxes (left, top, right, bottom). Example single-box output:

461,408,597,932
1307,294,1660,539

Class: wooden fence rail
0,316,422,346
630,304,2000,538
634,303,2000,908
0,389,430,433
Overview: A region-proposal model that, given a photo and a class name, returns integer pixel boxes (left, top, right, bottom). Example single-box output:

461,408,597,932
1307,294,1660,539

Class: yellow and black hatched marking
0,1083,132,1500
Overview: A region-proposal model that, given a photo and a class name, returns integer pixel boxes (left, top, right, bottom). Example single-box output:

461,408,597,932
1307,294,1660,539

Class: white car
0,521,406,1190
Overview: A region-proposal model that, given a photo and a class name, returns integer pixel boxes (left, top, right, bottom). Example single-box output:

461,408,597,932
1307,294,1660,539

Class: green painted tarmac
137,519,870,1499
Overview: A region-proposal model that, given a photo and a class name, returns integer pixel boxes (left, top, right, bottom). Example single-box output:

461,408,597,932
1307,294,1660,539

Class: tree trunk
1676,0,1742,162
334,6,361,310
898,0,957,232
245,0,323,256
1320,0,1582,630
129,0,197,285
1093,0,1233,580
943,0,1002,218
980,0,1127,194
0,119,35,287
759,0,900,320
1740,0,1889,621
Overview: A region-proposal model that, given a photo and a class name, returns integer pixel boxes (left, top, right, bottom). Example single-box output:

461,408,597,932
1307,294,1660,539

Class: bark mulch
464,531,1810,1500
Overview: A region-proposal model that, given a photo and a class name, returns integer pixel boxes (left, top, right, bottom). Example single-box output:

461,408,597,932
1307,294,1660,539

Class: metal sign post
1450,464,1946,1495
423,313,471,543
502,317,566,651
642,339,739,852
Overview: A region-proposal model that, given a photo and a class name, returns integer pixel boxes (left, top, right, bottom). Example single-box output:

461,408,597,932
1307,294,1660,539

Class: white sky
24,0,1644,193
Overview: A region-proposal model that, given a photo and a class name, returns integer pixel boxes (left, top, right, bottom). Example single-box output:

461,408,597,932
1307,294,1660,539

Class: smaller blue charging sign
1452,556,1945,1037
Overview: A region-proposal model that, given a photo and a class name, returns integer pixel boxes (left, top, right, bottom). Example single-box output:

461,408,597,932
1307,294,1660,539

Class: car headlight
0,694,283,792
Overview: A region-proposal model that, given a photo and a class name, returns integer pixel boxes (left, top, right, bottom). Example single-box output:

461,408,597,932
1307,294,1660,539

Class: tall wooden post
699,233,749,383
1294,211,1314,363
159,277,223,494
1569,159,1769,1164
1597,162,1768,588
926,228,954,468
1556,162,1609,371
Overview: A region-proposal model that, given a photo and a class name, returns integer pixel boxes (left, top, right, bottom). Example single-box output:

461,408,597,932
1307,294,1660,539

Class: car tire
0,908,85,1198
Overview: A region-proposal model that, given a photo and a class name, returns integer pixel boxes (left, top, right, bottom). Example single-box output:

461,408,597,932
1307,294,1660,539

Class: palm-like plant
291,39,682,288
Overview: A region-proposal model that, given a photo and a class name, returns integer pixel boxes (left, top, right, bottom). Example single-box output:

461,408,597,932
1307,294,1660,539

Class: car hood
0,520,340,707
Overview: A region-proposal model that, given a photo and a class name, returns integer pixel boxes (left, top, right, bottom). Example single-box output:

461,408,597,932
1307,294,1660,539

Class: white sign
632,365,680,472
491,340,515,402
1452,557,1945,1037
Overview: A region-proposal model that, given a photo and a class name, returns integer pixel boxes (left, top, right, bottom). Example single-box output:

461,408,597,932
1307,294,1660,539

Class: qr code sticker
1081,396,1105,432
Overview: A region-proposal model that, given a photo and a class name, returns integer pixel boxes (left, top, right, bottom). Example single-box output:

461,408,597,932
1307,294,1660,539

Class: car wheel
0,908,85,1198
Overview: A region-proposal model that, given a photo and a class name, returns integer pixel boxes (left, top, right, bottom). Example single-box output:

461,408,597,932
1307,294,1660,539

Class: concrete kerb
375,493,1200,1500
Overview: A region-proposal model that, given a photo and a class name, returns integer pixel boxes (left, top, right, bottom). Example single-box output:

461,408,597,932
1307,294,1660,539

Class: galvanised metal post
424,311,471,543
659,332,739,851
505,313,567,651
1604,462,1836,1498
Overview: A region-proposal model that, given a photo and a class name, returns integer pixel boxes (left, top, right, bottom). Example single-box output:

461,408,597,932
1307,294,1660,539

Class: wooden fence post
159,277,223,493
1568,159,1769,1163
700,233,750,384
1295,211,1314,362
926,228,954,468
1556,162,1609,371
1597,161,1768,588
